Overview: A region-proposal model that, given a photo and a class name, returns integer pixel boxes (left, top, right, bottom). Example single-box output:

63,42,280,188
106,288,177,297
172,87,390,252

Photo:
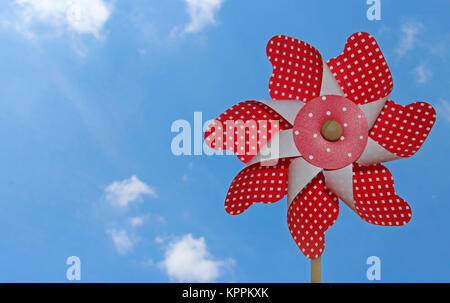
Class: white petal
356,137,400,166
287,157,322,208
246,129,301,166
261,100,304,124
324,165,355,210
320,63,344,96
359,97,388,129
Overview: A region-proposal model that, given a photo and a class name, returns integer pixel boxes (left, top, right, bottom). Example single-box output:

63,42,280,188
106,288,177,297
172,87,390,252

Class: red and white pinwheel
204,32,436,280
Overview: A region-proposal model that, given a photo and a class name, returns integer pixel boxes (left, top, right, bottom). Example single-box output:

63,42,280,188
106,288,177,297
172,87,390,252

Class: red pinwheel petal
369,100,436,158
353,163,412,226
204,101,292,163
267,35,323,102
287,173,339,259
225,158,295,215
327,32,393,104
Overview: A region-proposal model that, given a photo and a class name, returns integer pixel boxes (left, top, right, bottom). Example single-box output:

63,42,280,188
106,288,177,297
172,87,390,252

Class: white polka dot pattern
225,158,295,215
204,101,292,163
266,35,323,102
369,100,436,158
287,173,339,259
353,163,411,226
327,32,393,104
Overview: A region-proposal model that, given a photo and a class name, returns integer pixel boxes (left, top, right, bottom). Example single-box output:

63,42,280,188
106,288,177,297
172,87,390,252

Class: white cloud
13,0,111,38
105,175,156,208
106,229,138,255
159,234,234,282
182,0,223,34
129,216,146,228
395,22,422,56
142,259,155,267
437,99,450,123
413,64,432,84
152,214,167,224
154,236,165,244
103,177,158,255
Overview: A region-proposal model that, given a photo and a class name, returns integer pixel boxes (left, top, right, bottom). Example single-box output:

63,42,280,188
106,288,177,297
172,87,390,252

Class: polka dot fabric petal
353,163,412,226
327,32,393,104
225,158,295,215
266,35,323,102
204,101,292,163
369,100,436,158
287,173,339,259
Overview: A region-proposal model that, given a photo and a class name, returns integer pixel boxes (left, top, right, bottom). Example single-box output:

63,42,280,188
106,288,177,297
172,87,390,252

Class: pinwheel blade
327,32,393,105
368,100,436,159
267,35,324,102
204,100,292,163
287,172,339,259
353,163,412,226
224,158,296,215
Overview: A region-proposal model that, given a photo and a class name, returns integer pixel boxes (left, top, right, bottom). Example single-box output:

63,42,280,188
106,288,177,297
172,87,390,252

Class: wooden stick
310,257,321,283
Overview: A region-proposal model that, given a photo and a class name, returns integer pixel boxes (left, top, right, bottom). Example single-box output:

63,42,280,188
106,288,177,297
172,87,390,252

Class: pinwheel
204,32,436,282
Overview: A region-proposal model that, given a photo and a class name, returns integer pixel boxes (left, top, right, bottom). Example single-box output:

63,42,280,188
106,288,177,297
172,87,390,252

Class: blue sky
0,0,449,282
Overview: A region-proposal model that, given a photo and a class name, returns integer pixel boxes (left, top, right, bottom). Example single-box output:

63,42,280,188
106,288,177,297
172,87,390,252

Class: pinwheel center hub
321,120,343,142
292,95,369,170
